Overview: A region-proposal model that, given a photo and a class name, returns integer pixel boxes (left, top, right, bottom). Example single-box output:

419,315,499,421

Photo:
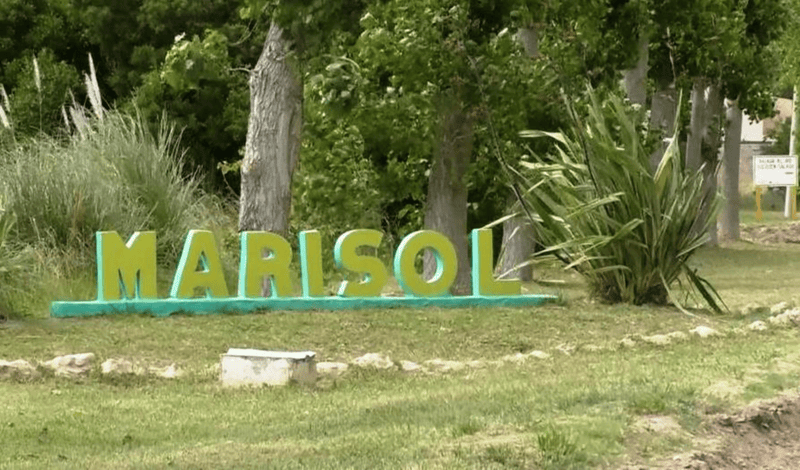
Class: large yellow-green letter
393,230,457,297
170,230,229,298
471,229,520,296
334,229,387,297
238,231,293,298
299,230,324,297
96,231,157,301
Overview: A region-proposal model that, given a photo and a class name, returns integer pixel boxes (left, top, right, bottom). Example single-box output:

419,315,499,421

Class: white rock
619,337,637,348
149,364,181,379
317,361,349,378
666,331,688,341
502,352,528,363
555,344,575,355
582,344,604,352
352,353,394,369
101,358,136,375
42,353,95,378
768,314,792,327
423,359,466,372
528,350,551,359
0,359,39,380
466,360,487,369
748,320,768,331
741,302,762,316
399,360,421,373
220,349,316,387
690,326,720,338
771,301,791,315
642,334,672,346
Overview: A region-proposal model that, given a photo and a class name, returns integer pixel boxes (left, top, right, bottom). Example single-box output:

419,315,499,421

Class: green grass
3,241,800,468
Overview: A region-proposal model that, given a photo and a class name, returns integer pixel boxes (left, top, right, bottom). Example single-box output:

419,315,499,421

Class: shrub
0,109,210,267
504,88,724,311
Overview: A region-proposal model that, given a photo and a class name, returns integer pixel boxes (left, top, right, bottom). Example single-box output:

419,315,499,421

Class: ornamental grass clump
505,89,724,311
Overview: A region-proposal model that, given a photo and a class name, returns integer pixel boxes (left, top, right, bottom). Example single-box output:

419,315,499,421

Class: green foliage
508,88,724,311
132,29,249,189
3,49,81,137
0,109,210,266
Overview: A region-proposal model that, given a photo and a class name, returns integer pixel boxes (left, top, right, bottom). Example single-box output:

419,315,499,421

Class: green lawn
3,237,800,469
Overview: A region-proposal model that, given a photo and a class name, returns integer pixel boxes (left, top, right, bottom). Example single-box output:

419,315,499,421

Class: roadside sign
753,155,798,186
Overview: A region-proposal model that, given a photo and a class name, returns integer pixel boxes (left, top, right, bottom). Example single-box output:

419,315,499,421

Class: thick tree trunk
649,84,677,170
686,78,706,172
239,23,302,297
497,25,540,282
423,100,472,295
720,99,742,241
496,198,534,280
239,23,302,235
700,84,723,246
623,35,648,107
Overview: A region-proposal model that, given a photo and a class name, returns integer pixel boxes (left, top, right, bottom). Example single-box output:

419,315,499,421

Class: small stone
466,360,486,369
770,301,791,315
528,350,551,359
582,344,603,352
619,337,637,348
399,360,421,373
642,334,672,346
101,358,136,375
690,326,719,338
42,353,95,378
742,302,762,316
317,361,349,378
555,344,575,355
422,359,466,372
748,320,768,331
149,364,181,379
352,353,394,370
666,331,688,341
502,352,528,363
0,359,39,380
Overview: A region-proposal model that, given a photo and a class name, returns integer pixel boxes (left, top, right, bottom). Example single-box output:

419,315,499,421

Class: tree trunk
239,23,302,297
649,84,678,170
785,87,798,217
496,25,540,282
496,198,534,281
239,23,302,235
720,99,742,241
686,78,706,171
624,35,649,107
700,84,723,246
423,100,472,295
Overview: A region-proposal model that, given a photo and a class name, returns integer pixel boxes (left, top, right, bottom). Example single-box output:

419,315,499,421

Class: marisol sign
50,228,555,317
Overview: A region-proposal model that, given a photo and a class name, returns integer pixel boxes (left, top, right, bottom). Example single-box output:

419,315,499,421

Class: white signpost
753,155,798,221
753,155,798,186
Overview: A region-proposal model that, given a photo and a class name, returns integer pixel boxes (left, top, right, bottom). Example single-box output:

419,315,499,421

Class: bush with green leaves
504,88,724,311
0,109,212,267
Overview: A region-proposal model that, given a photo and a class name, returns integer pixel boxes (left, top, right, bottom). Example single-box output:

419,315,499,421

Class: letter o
393,231,457,297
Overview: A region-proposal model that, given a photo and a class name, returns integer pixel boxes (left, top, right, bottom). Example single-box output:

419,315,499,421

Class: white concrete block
220,349,316,387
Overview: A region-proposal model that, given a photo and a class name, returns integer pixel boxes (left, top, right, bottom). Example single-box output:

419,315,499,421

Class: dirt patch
630,391,800,469
741,222,800,244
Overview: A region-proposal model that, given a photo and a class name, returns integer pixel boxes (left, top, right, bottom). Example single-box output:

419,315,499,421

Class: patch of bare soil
741,222,800,244
627,391,800,469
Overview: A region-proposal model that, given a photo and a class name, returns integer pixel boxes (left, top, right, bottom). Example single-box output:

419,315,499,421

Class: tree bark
686,78,706,172
423,100,473,295
700,84,723,246
496,25,540,282
649,84,678,170
624,35,649,107
239,22,302,236
496,198,534,280
720,99,742,241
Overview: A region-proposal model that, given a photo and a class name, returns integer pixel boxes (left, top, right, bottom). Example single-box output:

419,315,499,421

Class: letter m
96,231,157,301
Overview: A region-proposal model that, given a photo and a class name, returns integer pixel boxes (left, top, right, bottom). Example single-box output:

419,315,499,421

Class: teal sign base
50,295,557,318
